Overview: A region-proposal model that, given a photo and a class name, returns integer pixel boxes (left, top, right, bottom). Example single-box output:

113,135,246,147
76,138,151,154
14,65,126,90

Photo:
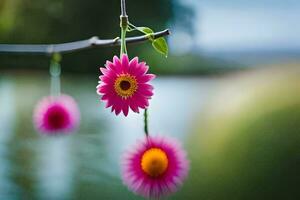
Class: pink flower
122,135,189,199
33,94,80,135
97,54,155,116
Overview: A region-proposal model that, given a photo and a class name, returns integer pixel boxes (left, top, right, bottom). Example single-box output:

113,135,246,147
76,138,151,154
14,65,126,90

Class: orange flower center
141,148,169,177
114,74,138,98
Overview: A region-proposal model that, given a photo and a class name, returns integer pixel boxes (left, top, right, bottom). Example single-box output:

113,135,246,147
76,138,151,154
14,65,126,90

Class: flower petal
135,63,149,76
121,54,129,72
134,95,149,109
105,61,117,72
129,100,140,113
122,100,129,116
140,83,154,89
138,74,156,83
139,89,153,97
113,56,122,73
99,75,114,84
100,67,108,75
128,57,138,72
97,84,111,94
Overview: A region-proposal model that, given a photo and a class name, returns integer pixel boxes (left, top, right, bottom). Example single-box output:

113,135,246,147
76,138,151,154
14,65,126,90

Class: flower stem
144,109,149,136
120,0,149,137
120,0,127,17
49,53,61,97
120,0,128,56
120,27,127,55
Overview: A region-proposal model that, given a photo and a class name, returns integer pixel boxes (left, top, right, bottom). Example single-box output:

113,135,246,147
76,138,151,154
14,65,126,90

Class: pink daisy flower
122,135,189,199
96,54,155,116
33,94,80,135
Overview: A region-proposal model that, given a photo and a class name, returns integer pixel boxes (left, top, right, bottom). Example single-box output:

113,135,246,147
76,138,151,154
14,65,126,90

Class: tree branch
0,29,170,55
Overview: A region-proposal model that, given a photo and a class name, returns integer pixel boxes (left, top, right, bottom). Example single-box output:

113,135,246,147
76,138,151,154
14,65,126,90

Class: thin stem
128,22,147,35
144,109,149,136
120,0,127,17
49,53,61,97
120,26,127,55
120,0,128,56
120,0,148,137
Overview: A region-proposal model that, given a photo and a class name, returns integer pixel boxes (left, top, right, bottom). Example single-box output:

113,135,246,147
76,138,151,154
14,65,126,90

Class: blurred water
171,0,300,66
174,0,300,52
0,74,217,199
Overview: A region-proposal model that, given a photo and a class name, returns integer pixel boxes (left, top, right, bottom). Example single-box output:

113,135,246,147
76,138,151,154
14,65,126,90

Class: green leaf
136,27,155,41
139,27,154,34
152,37,168,57
127,23,168,57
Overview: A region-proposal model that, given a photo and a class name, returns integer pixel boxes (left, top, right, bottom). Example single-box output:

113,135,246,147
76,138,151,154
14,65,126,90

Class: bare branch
0,29,170,55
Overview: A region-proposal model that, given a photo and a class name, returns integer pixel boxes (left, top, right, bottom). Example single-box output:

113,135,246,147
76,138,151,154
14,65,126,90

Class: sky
170,0,300,53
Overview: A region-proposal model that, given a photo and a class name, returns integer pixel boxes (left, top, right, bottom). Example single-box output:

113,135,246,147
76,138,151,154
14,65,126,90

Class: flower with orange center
97,54,155,116
122,136,189,199
114,74,138,98
141,148,169,178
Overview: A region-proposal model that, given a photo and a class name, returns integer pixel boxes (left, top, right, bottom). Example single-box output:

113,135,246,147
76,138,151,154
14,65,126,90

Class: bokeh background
0,0,300,199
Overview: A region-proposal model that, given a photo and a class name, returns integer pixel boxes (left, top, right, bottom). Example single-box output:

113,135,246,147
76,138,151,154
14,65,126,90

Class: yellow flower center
141,148,169,177
114,74,138,98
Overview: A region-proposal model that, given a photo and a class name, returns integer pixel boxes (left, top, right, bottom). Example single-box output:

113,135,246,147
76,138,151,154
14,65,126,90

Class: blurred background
0,0,300,199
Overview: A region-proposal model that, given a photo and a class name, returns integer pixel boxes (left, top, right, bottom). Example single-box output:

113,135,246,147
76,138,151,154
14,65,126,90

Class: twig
0,29,170,55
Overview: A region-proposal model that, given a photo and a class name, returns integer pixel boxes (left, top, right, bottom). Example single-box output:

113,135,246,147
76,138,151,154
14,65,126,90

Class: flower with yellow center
114,74,138,98
141,148,169,177
97,55,155,116
122,136,189,198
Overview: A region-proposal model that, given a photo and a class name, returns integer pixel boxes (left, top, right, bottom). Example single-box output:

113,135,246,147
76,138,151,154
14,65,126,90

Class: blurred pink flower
33,94,80,135
97,54,155,116
122,135,189,199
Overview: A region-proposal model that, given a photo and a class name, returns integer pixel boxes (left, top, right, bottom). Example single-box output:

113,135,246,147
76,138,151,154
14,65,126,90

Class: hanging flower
97,54,155,116
122,135,189,199
33,94,80,134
